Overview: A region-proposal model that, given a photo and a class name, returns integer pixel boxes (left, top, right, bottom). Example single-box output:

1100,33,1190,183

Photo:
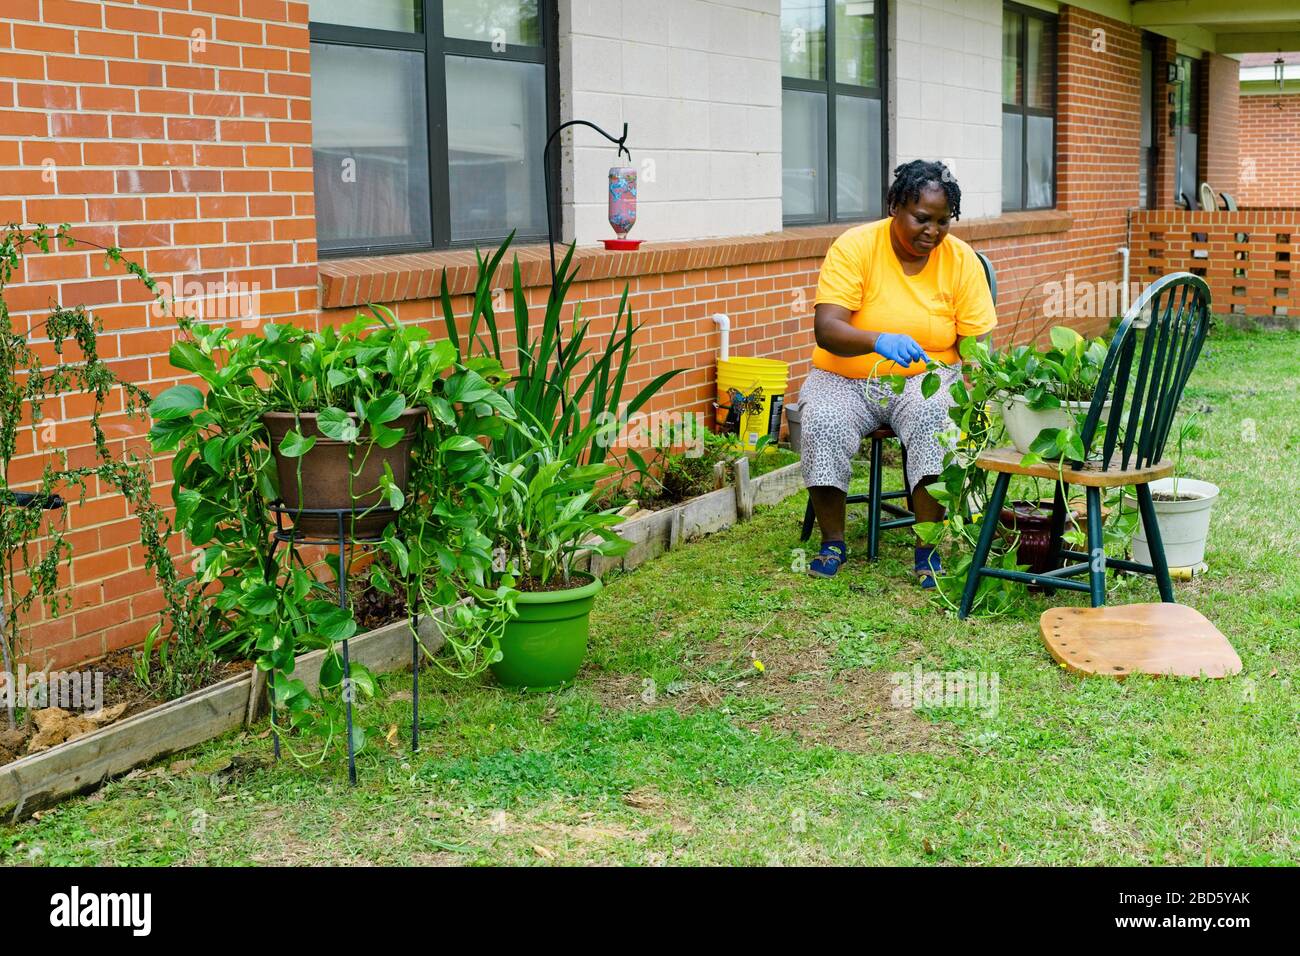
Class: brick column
1199,52,1240,201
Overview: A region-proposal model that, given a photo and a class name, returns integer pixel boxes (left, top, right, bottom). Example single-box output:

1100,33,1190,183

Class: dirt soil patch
0,650,251,768
589,637,949,756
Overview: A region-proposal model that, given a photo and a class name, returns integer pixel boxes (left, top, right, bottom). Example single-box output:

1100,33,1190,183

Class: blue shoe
915,546,942,589
809,541,848,578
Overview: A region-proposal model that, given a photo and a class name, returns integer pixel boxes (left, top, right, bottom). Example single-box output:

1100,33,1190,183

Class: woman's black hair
886,159,961,220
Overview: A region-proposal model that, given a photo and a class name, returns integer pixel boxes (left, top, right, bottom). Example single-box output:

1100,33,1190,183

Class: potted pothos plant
484,420,631,689
964,327,1111,460
148,307,516,760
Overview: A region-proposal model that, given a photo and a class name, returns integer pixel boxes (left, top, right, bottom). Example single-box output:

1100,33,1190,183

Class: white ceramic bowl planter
1124,476,1219,569
997,393,1113,456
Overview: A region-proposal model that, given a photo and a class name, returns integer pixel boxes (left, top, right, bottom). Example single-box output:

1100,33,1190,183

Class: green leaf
428,397,456,427
200,435,225,471
316,407,358,442
319,653,344,690
1050,326,1081,352
327,368,355,389
312,605,357,642
1029,428,1062,457
365,392,406,425
921,372,940,399
277,429,316,458
240,584,279,616
440,435,483,453
369,563,394,595
169,341,215,377
147,418,194,452
349,668,376,697
369,421,404,449
383,535,410,576
149,384,204,421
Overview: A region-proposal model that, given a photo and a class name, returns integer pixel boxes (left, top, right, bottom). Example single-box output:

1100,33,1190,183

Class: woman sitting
800,159,997,585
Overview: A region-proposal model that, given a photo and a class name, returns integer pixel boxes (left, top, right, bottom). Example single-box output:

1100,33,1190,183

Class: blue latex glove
873,333,930,367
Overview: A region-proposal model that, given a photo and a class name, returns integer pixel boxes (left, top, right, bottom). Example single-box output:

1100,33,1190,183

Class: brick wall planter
1130,209,1299,319
0,614,444,822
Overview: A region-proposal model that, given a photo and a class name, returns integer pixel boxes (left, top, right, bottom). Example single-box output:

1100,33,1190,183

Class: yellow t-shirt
812,218,998,378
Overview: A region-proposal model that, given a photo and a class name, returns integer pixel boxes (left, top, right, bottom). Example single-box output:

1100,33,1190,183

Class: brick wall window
1172,53,1200,207
1139,36,1158,209
780,0,887,225
308,0,555,256
1001,2,1055,211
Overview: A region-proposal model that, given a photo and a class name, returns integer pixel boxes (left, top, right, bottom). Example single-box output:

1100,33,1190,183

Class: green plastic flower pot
491,573,602,690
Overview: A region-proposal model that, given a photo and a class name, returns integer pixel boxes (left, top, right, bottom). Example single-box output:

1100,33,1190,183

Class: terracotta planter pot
261,407,426,538
998,499,1085,576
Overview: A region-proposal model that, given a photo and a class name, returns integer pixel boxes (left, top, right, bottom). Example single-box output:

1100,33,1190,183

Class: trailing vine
0,224,218,727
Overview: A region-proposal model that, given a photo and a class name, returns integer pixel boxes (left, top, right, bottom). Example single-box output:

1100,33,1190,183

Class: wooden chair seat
975,446,1173,488
1040,603,1241,679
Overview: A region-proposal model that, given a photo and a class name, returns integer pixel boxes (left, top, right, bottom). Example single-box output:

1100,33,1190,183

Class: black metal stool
799,427,914,560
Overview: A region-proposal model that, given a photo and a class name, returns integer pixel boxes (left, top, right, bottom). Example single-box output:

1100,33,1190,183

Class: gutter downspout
711,313,730,362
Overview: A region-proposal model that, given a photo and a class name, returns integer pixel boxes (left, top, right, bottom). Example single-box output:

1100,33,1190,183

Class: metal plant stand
265,502,421,785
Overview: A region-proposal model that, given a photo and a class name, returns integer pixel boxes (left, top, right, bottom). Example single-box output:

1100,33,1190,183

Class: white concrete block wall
890,0,1003,220
559,0,784,245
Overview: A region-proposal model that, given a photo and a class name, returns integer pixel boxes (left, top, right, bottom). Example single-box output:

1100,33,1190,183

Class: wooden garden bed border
0,615,444,822
589,457,804,578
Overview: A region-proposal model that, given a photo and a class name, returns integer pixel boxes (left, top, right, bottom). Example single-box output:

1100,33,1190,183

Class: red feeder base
601,238,643,250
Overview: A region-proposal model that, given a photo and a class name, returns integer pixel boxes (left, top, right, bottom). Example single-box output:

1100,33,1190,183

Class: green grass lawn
3,326,1298,866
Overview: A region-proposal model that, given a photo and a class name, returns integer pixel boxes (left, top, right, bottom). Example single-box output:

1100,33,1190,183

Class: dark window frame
309,1,559,258
1001,1,1057,211
780,0,889,226
1139,32,1160,210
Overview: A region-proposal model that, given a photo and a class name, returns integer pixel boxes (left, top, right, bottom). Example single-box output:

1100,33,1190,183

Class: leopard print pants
799,365,961,493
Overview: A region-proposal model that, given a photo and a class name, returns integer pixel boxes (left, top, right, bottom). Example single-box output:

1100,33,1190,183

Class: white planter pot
1124,477,1219,568
996,393,1111,456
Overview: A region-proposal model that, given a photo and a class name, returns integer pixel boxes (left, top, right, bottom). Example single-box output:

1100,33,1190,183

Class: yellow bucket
716,357,790,451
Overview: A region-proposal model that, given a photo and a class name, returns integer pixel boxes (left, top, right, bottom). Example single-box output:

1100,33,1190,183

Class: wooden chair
800,252,998,560
958,272,1212,618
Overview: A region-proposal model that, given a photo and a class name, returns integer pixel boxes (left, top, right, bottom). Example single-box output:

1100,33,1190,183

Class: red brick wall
1052,5,1142,323
1,0,318,669
1199,52,1240,200
1239,94,1300,208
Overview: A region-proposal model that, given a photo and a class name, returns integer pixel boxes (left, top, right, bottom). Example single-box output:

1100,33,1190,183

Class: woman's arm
815,303,930,366
813,303,880,357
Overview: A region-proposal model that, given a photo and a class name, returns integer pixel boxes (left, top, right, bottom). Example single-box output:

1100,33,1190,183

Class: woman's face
891,183,952,256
